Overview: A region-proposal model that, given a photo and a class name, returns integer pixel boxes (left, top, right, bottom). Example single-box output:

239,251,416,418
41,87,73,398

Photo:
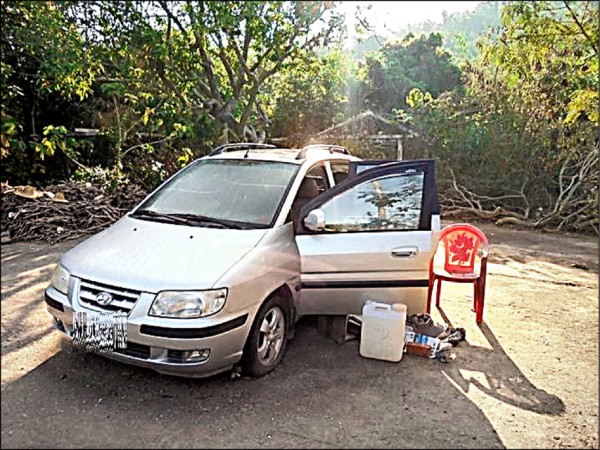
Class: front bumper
44,282,253,378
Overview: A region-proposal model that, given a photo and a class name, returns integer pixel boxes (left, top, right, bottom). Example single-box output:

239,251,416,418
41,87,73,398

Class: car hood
62,216,267,293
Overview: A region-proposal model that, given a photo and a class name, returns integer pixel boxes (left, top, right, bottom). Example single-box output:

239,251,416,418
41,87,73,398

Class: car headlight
51,264,70,294
149,289,228,319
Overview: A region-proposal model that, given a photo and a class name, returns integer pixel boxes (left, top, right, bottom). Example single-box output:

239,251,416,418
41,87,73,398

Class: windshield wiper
130,209,194,225
131,210,247,229
170,213,246,229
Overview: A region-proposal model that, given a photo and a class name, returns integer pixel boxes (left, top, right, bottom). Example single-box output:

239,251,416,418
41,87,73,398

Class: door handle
390,246,419,258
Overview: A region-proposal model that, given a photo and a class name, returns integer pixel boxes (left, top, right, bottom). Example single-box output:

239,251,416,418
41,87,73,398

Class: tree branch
212,32,240,97
563,0,598,55
186,1,222,101
122,134,177,157
157,1,191,41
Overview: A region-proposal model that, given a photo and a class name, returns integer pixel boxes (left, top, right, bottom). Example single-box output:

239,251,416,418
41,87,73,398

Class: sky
338,1,482,43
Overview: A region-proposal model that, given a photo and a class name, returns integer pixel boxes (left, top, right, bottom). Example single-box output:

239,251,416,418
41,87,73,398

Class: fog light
187,349,210,362
168,348,211,363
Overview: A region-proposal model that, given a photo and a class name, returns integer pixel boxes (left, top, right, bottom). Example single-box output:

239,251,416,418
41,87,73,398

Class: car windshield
133,159,299,228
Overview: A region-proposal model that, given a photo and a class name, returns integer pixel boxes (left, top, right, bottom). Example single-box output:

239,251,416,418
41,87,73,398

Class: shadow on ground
3,226,587,448
438,309,564,416
1,313,564,449
1,242,66,358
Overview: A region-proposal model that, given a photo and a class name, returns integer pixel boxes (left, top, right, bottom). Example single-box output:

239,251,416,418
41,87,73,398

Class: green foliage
2,2,102,101
405,1,599,232
35,125,70,159
1,1,343,187
481,0,598,127
393,1,502,62
99,0,346,141
0,1,103,184
177,147,193,168
406,89,433,109
265,49,349,144
565,89,599,125
357,33,462,114
71,165,128,192
0,111,25,159
0,0,597,235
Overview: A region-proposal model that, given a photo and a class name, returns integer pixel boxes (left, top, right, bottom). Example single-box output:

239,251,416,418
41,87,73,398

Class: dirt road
1,223,598,448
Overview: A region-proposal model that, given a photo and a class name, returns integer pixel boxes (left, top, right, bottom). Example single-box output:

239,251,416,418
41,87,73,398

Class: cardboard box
406,342,432,358
404,326,439,358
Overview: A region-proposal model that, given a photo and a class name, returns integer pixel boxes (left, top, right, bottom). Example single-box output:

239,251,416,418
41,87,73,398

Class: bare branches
440,168,528,221
1,182,147,244
441,149,599,235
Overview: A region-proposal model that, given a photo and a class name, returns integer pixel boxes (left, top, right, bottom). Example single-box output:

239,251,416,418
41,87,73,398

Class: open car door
295,159,440,316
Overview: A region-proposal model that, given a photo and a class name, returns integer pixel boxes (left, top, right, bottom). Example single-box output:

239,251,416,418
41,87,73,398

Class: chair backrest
438,223,489,274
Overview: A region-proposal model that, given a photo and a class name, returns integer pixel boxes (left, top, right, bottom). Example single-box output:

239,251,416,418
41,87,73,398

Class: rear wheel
242,295,289,377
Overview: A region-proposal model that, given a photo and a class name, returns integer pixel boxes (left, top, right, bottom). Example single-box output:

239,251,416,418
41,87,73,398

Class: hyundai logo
95,292,114,306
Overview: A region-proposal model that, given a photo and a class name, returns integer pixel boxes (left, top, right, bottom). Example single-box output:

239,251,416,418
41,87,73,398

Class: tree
404,1,599,234
0,1,103,183
389,1,502,62
358,33,462,114
264,49,349,145
124,1,344,142
1,1,345,187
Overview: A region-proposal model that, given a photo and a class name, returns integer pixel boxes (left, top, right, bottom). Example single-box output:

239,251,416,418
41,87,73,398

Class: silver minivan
45,143,440,378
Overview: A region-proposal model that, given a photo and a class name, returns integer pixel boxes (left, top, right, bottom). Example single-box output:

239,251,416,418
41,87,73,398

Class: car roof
203,144,360,165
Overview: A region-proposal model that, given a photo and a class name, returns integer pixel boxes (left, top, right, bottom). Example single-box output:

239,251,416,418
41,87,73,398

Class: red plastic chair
426,223,489,324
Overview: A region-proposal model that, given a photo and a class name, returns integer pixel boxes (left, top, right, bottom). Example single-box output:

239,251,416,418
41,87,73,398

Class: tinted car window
319,172,424,232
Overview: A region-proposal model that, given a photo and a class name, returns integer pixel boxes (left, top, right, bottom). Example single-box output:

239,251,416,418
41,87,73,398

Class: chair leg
473,282,478,312
435,279,442,307
426,276,435,314
476,276,486,325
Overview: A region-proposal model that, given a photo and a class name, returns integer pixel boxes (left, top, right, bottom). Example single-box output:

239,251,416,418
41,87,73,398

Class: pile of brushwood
1,181,147,244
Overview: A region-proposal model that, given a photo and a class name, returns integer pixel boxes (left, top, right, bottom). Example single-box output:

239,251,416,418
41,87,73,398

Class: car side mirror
304,208,325,231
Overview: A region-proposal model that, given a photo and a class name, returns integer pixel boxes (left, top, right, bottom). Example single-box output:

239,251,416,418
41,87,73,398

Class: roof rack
209,143,276,156
296,144,350,160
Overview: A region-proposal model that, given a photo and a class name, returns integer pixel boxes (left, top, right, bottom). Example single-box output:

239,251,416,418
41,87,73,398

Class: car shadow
1,234,569,448
0,314,564,448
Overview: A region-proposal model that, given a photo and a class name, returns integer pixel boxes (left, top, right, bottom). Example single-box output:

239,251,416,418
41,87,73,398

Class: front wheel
242,295,290,377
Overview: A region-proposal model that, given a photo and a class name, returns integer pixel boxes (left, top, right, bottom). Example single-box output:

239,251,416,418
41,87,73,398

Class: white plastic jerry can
359,301,407,362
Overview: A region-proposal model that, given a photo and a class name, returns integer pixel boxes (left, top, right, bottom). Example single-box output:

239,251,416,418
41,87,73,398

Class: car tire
242,294,290,377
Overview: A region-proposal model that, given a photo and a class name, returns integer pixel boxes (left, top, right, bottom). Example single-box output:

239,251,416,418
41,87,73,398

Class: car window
330,161,350,185
306,164,330,194
286,164,331,225
350,160,397,176
319,172,424,232
136,159,299,227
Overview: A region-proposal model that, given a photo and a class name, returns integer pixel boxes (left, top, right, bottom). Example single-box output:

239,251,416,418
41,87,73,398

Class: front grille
78,279,141,314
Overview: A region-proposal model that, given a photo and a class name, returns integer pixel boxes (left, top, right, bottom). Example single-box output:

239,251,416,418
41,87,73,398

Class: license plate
72,311,127,353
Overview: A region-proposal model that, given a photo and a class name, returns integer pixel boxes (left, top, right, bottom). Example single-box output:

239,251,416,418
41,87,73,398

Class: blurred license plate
72,311,127,353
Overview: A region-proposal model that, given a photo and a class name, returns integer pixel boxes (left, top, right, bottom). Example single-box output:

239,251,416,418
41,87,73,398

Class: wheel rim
257,306,285,366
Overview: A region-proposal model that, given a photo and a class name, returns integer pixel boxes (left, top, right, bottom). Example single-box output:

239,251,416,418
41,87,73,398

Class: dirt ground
1,223,598,449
